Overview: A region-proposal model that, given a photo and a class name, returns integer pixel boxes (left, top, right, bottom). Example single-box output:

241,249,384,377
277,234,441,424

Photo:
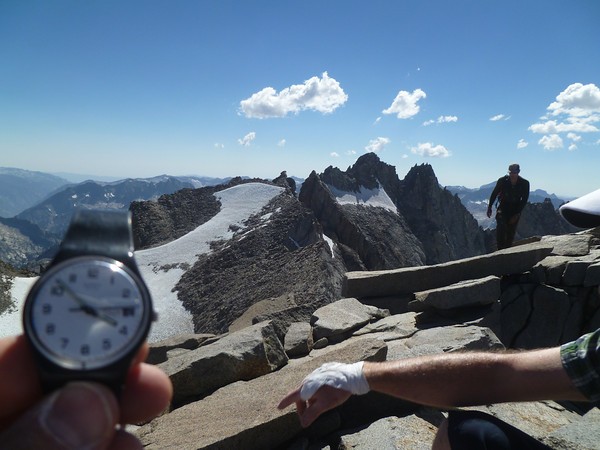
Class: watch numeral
80,344,90,355
87,267,99,279
122,288,131,298
45,323,55,335
50,284,64,296
119,325,128,336
61,338,69,349
42,303,52,314
123,307,135,317
102,339,112,350
68,273,77,283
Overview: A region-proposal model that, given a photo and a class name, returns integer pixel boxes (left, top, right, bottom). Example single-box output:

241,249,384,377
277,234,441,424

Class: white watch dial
25,256,149,371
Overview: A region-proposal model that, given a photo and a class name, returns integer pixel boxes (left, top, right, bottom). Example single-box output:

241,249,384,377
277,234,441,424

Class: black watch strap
53,210,136,270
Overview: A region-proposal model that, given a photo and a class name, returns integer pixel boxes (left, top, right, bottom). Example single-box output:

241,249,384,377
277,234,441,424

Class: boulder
284,322,313,357
408,275,500,312
336,414,438,449
160,320,288,406
311,297,389,343
147,333,215,365
513,284,572,349
545,408,600,450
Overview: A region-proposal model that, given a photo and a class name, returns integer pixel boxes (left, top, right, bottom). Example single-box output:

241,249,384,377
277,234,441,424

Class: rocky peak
299,168,426,271
271,171,296,194
320,152,401,197
400,163,438,196
397,163,486,263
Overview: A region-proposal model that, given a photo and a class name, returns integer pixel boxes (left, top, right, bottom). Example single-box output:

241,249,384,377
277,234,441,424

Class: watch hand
60,288,138,310
57,280,118,326
67,307,119,326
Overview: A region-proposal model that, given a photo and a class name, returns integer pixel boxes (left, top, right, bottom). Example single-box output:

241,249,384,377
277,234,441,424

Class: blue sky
1,1,599,197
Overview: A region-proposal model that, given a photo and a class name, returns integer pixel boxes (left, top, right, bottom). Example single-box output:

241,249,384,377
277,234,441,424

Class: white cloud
238,131,256,146
330,152,340,157
517,139,528,149
423,115,458,126
365,137,391,153
529,83,600,149
528,119,598,134
568,143,578,151
277,139,286,147
214,142,225,149
439,115,458,123
410,142,451,158
490,114,510,121
548,83,600,117
374,117,381,124
538,134,563,150
239,72,348,119
382,88,426,119
347,150,357,156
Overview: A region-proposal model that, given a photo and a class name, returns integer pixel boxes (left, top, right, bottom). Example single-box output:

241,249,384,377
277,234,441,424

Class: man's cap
508,163,520,174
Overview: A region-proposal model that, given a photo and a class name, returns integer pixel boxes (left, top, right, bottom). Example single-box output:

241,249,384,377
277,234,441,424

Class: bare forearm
363,348,585,408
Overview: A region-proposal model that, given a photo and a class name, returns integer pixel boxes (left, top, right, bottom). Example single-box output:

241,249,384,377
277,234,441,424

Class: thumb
0,382,119,450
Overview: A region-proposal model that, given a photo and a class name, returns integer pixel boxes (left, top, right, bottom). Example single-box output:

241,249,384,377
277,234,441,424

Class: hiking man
487,163,530,249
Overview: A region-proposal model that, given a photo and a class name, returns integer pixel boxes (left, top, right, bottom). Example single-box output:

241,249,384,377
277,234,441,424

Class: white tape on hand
299,361,370,401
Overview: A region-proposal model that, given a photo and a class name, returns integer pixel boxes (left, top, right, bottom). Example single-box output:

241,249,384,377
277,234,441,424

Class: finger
120,362,173,424
298,386,352,428
108,428,144,450
0,335,42,425
0,382,118,450
277,387,302,410
133,342,149,366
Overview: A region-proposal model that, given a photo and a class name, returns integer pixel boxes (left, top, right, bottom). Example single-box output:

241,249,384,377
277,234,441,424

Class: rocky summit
136,228,600,449
0,154,593,449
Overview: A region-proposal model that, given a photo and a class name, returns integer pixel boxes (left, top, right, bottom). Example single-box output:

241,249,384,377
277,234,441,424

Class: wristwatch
23,209,155,395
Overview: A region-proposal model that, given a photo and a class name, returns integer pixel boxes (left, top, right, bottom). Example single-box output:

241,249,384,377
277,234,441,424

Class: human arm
364,347,583,408
0,335,172,449
487,178,502,218
279,347,587,428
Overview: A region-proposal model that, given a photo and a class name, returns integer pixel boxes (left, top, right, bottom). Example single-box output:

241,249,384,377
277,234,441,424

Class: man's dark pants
495,212,519,250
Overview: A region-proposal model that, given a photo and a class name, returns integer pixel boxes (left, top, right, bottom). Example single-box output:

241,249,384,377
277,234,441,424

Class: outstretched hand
0,335,172,450
278,384,352,428
278,361,369,427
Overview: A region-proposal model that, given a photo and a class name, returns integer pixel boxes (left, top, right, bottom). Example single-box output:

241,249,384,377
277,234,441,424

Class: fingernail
40,383,116,449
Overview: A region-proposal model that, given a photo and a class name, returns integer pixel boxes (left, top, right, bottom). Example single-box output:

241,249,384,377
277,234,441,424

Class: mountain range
0,157,578,270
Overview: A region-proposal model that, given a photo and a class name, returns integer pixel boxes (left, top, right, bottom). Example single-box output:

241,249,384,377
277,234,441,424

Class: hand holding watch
23,209,156,395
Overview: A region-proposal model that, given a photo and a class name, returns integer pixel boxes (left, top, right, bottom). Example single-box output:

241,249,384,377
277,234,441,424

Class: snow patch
135,182,284,342
0,277,37,337
0,183,285,344
323,234,336,258
327,183,397,212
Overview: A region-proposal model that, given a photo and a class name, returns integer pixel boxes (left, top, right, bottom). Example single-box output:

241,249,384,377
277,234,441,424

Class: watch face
24,256,152,371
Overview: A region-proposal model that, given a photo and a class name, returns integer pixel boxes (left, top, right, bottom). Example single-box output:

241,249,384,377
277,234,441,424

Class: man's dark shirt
489,175,530,218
